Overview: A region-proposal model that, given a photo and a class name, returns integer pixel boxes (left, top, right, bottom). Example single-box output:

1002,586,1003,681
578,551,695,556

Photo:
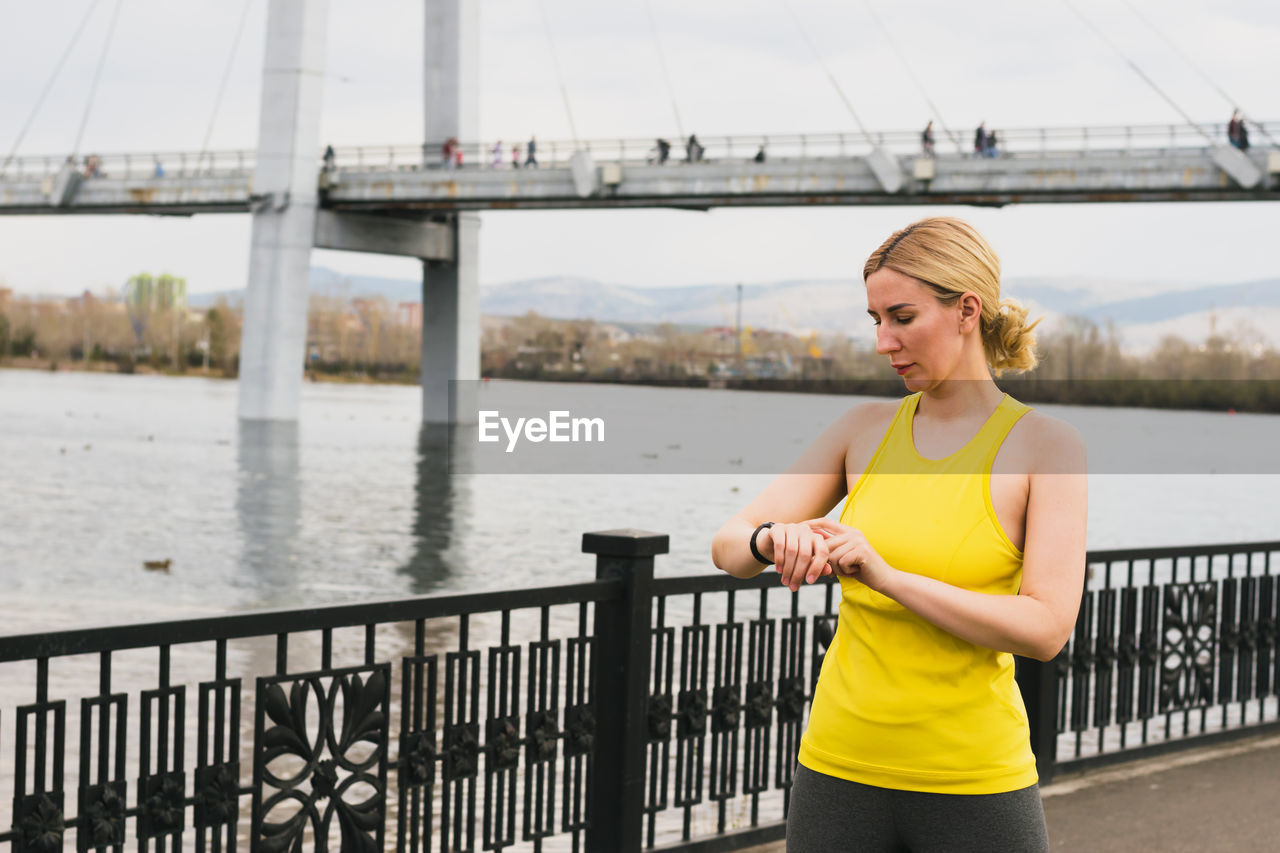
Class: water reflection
236,420,301,598
398,423,471,593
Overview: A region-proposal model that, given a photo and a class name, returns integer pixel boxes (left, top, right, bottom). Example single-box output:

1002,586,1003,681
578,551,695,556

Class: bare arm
711,405,871,581
819,417,1088,661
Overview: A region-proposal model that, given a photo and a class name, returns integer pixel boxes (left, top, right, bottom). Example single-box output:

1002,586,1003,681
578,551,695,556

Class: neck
918,373,1003,421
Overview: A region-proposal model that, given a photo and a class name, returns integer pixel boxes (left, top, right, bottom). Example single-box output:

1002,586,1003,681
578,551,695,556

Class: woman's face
865,267,970,391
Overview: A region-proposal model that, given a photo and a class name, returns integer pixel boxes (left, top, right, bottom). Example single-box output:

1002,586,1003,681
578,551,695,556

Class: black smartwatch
750,522,776,565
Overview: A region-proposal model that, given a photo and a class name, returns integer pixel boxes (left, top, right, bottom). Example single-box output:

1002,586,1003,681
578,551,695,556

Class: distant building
65,289,98,311
123,273,187,311
397,301,422,330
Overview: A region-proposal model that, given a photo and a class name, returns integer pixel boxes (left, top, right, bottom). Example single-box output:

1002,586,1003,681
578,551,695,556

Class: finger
782,528,803,590
826,541,856,563
827,542,861,575
805,549,827,584
800,531,829,587
835,543,866,574
774,527,797,588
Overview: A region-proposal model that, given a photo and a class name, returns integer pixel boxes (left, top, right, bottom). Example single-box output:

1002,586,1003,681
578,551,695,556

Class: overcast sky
0,0,1276,298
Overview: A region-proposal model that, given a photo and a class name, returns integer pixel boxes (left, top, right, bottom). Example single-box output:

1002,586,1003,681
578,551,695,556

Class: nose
875,324,900,356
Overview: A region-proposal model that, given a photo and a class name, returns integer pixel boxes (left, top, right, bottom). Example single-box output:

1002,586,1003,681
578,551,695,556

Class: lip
892,363,914,375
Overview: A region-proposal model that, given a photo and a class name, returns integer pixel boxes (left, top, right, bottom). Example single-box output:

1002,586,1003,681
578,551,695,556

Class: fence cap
582,529,670,557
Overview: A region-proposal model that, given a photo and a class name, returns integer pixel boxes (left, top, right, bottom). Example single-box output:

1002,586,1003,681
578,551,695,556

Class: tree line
2,291,1277,409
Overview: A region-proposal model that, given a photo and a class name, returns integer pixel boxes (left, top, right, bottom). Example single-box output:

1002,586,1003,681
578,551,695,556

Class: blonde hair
863,217,1040,375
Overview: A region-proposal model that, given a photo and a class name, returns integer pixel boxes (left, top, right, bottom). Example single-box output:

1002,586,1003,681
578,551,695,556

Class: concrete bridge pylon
238,0,329,422
421,0,480,424
238,0,473,423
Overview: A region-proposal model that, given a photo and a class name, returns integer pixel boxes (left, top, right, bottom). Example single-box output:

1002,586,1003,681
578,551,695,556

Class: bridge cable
641,0,685,141
859,0,964,154
196,0,255,173
536,0,581,146
780,0,874,145
1120,0,1275,146
72,0,124,157
1060,0,1212,144
0,0,103,175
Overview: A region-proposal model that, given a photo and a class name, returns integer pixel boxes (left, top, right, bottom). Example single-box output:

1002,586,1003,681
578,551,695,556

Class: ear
958,292,983,333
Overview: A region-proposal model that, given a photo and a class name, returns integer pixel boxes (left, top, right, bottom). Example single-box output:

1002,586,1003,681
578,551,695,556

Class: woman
711,217,1087,852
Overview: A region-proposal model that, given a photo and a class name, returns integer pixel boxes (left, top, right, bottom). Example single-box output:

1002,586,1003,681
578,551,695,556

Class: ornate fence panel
1019,541,1280,779
0,570,618,853
638,575,838,852
3,534,1280,852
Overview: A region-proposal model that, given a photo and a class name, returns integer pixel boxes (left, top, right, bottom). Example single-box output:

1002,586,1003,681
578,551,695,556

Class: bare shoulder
1010,409,1086,475
815,397,900,435
845,398,901,426
839,398,901,443
841,398,903,473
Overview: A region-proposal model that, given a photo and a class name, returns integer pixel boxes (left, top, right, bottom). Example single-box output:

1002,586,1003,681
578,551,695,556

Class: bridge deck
2,124,1276,215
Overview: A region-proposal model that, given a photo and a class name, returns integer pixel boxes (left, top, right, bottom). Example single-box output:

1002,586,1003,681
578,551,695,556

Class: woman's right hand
761,522,833,592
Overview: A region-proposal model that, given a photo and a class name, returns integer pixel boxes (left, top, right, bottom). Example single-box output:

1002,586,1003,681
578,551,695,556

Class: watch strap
750,522,776,565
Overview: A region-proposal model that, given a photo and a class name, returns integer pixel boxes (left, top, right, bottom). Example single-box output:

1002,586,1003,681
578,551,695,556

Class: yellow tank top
797,391,1038,794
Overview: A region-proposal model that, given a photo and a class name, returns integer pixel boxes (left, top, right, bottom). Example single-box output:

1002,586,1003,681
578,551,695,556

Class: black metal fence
2,532,1278,853
1022,539,1280,777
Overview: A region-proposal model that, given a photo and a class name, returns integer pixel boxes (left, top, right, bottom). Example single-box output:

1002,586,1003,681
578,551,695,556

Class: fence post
583,528,668,853
1016,653,1060,784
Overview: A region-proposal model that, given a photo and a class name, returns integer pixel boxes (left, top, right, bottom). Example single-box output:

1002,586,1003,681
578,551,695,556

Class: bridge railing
0,149,254,182
339,120,1278,171
3,120,1275,182
2,532,1278,851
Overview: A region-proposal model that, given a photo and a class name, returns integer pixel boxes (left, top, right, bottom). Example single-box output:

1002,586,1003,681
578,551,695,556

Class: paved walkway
742,732,1280,852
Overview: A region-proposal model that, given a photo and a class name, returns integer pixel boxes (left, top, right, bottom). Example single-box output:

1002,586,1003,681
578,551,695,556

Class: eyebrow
866,302,917,316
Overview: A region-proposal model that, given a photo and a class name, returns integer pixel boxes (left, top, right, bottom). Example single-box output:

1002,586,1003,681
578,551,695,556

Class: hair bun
988,298,1040,375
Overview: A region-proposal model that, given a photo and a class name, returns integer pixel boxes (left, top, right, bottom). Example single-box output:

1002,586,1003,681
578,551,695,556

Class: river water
1,368,1278,632
2,368,1279,848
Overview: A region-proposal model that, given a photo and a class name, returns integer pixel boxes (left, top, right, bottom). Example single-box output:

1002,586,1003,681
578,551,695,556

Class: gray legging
786,764,1049,852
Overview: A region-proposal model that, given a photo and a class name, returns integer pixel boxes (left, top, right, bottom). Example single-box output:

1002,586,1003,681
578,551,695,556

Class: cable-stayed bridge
3,123,1277,217
3,0,1277,423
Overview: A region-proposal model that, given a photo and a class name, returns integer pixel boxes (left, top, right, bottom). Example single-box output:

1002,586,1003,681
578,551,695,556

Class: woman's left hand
805,519,895,593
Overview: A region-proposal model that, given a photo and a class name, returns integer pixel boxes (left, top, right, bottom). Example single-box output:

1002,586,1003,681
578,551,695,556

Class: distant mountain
188,266,1280,351
1085,279,1280,324
187,266,422,308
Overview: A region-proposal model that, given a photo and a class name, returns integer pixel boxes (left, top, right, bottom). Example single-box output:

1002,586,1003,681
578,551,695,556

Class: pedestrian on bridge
1229,110,1250,151
714,216,1086,853
686,134,704,162
511,144,521,169
921,121,935,157
491,140,503,168
973,122,987,157
525,135,538,168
